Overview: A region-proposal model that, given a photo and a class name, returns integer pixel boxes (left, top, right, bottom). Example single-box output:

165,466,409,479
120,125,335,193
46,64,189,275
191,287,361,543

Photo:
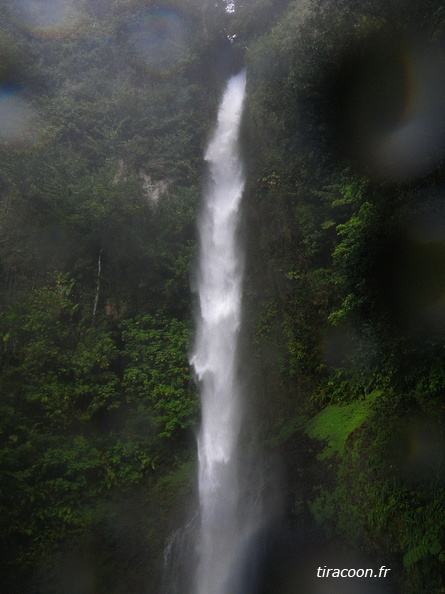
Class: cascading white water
190,70,252,594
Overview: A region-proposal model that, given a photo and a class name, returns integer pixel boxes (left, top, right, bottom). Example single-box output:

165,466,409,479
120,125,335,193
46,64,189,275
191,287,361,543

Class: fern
403,543,430,568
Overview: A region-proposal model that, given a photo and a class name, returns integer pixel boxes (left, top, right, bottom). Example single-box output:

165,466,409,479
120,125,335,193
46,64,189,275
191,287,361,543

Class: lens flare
127,8,189,77
329,39,445,182
371,47,445,181
389,416,444,482
375,200,445,332
0,87,41,148
8,0,84,38
322,325,362,368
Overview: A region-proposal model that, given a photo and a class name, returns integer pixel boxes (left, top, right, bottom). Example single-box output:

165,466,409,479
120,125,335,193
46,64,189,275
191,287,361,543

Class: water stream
190,70,255,594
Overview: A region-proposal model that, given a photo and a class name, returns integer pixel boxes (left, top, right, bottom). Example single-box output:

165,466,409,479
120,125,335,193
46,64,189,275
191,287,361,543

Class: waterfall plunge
191,70,257,594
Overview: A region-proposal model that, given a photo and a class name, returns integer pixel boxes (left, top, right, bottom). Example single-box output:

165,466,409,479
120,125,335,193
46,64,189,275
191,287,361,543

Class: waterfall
190,70,255,594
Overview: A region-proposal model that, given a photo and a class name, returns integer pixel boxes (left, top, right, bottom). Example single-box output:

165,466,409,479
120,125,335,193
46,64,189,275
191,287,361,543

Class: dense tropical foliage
2,0,445,592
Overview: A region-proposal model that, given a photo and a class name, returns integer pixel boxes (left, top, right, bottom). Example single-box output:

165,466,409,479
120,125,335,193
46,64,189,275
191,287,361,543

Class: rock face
113,159,171,205
113,158,126,184
139,170,171,205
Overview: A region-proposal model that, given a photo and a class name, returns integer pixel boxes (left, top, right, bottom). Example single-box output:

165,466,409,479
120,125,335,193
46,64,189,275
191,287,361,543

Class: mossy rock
304,390,381,459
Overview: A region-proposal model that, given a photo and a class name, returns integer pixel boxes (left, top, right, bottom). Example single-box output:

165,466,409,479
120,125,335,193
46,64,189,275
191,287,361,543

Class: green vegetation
242,1,445,592
2,0,445,592
304,390,380,459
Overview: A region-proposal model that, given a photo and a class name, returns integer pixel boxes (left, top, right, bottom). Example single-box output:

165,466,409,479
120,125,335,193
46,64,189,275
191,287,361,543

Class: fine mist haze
1,1,445,593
